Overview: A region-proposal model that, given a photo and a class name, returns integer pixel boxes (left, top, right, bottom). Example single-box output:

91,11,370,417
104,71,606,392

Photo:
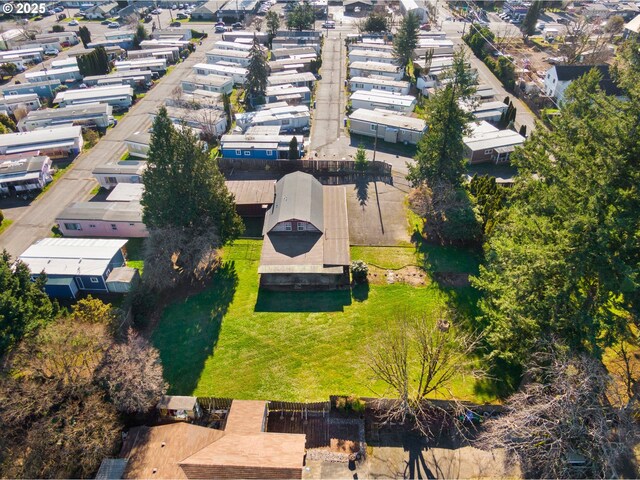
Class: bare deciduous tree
17,319,111,385
559,16,611,65
367,310,483,438
96,328,167,414
476,354,638,479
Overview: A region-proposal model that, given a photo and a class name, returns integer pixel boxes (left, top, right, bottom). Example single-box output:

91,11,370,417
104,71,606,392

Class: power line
458,0,562,109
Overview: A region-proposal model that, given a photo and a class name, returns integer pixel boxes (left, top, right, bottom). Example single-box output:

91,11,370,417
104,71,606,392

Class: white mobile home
350,90,416,114
0,47,44,65
50,57,78,70
0,155,52,195
349,61,403,80
193,63,247,85
139,39,190,50
349,76,410,95
349,108,426,145
25,66,82,84
181,74,234,95
235,105,310,133
93,161,147,189
54,85,134,109
124,131,151,159
0,94,41,116
127,47,180,63
463,121,525,164
18,103,113,132
348,49,397,65
0,126,83,158
115,58,167,73
214,41,254,52
267,72,316,89
205,49,252,67
83,70,153,88
265,85,312,106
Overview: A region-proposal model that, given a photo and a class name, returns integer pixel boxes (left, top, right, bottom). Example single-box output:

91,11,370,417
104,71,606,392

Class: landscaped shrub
347,395,366,414
335,396,347,410
351,260,368,284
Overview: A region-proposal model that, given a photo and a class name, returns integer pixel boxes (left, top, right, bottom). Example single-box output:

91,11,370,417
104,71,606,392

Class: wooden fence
217,158,393,180
197,397,233,412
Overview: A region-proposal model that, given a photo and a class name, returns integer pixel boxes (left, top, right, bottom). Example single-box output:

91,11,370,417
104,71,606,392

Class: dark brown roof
120,400,306,480
225,180,275,206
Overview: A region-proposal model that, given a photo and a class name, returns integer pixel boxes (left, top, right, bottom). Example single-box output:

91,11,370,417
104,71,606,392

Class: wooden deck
267,414,360,453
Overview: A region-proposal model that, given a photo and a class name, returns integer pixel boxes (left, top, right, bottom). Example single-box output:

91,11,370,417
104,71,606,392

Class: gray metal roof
57,201,143,223
21,103,110,121
95,458,128,480
262,172,324,235
0,155,48,177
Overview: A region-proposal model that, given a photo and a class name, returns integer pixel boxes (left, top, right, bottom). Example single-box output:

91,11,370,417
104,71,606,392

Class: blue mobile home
18,238,128,299
220,133,304,160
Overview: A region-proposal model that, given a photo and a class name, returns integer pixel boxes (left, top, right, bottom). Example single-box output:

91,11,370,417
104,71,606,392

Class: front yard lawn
151,239,491,403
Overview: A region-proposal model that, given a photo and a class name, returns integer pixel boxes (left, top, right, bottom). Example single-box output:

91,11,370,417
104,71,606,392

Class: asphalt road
0,33,219,258
309,33,346,154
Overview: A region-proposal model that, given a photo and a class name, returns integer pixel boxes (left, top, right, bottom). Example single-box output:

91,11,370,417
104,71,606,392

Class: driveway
0,34,218,258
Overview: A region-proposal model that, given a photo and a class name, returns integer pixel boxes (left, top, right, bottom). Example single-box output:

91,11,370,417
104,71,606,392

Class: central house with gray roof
258,172,350,290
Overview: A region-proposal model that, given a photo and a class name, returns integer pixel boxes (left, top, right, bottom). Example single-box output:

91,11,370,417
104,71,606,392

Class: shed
106,267,140,293
157,395,202,420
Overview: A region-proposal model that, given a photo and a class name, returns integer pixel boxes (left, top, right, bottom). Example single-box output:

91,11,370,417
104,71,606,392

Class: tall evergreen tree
521,0,542,38
142,107,243,243
0,251,58,356
407,48,476,187
244,37,269,105
392,11,420,70
78,25,91,48
288,136,299,160
472,69,640,366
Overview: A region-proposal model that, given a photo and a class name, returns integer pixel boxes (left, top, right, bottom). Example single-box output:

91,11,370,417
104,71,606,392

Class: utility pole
372,123,378,162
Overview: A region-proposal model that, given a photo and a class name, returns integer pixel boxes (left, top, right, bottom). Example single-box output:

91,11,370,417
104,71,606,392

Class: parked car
144,14,152,22
420,23,431,31
44,48,59,55
57,13,66,20
170,21,181,27
215,21,225,26
232,22,243,29
171,4,178,9
215,25,226,33
322,21,335,28
108,22,120,28
177,12,189,19
69,19,79,26
53,6,63,13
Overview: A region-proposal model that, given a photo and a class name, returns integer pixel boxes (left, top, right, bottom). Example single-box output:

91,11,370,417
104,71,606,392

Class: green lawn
151,240,491,403
125,238,145,274
0,219,13,235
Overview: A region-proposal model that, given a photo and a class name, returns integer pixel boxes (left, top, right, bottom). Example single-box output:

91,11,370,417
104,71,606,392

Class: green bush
0,209,4,224
348,395,366,414
351,260,369,284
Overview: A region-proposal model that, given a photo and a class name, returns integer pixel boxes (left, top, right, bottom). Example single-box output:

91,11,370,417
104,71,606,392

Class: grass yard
152,239,491,403
125,238,145,274
0,219,13,235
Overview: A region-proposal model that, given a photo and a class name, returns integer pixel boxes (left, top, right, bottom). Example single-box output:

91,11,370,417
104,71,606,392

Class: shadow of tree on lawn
151,261,239,395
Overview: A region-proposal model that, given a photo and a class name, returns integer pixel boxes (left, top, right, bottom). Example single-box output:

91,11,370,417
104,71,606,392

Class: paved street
309,33,346,155
0,34,218,258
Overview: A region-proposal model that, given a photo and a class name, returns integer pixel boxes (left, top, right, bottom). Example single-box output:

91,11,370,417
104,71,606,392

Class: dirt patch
434,272,470,287
368,265,429,286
